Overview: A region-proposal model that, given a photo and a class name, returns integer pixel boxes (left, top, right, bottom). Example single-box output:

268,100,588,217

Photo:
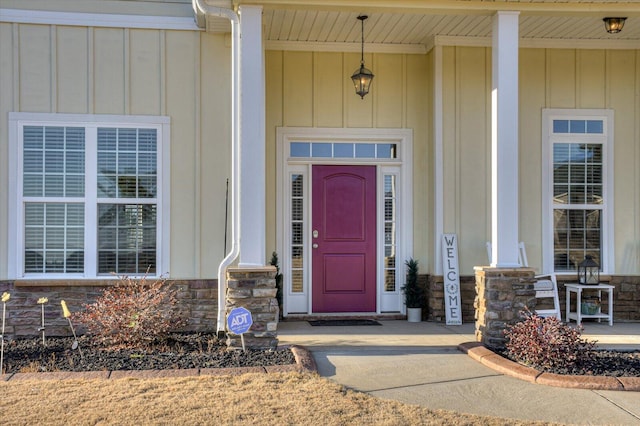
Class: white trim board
0,8,202,31
266,36,639,54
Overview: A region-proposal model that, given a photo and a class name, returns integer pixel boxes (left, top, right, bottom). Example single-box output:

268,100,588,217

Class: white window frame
541,109,614,275
8,112,171,279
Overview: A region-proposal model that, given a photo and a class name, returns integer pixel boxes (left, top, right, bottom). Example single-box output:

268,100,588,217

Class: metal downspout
192,0,240,335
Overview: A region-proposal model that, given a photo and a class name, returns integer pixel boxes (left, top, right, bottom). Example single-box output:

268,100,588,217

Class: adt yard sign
227,307,253,335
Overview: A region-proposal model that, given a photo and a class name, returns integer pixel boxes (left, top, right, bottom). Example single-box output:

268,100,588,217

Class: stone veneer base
474,267,537,349
225,266,280,349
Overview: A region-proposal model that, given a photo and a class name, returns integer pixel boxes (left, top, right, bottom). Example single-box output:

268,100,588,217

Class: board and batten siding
264,50,432,270
0,22,232,279
2,20,637,280
441,46,640,274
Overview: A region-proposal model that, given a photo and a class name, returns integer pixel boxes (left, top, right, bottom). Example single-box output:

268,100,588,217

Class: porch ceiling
205,1,640,51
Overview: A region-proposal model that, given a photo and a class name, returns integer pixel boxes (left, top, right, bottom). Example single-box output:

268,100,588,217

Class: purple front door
312,165,376,312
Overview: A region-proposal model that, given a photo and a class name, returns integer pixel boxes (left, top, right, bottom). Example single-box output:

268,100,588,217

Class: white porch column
238,5,266,267
491,11,520,267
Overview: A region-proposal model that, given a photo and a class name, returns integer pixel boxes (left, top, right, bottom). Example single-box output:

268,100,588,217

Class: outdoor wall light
351,15,374,99
603,17,626,34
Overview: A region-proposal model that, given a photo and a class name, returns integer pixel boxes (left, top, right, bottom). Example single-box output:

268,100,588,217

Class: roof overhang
194,0,640,52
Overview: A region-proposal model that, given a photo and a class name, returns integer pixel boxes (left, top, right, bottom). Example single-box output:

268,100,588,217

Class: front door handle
312,243,318,249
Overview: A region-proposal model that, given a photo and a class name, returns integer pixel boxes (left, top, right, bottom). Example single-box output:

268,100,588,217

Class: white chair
485,241,528,267
486,241,561,320
532,274,562,320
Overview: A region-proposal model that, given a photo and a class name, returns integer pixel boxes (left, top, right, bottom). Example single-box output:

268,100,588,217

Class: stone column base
474,266,536,349
225,266,279,349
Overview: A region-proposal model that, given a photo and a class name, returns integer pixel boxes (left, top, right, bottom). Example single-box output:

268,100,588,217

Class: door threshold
283,313,404,321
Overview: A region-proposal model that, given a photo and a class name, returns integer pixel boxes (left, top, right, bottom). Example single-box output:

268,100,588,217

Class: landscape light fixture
351,15,374,99
603,17,626,34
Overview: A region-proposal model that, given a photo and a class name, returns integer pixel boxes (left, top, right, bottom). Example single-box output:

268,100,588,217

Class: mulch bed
500,349,640,377
1,333,296,374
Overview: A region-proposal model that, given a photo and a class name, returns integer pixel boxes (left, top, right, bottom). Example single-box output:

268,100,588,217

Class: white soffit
2,6,639,51
263,9,640,52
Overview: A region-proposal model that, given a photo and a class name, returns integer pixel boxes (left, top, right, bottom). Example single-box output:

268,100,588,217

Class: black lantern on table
578,255,600,285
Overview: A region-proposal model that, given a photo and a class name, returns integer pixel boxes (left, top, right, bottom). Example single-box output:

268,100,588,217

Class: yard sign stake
1,292,9,374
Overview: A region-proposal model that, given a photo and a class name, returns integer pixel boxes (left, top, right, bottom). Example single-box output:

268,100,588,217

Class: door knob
312,243,318,249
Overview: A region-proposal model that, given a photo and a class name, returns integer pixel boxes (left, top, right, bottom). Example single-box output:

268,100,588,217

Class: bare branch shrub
73,275,187,350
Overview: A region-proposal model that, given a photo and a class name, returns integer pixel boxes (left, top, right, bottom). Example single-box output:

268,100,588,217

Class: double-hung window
542,109,613,274
9,113,170,279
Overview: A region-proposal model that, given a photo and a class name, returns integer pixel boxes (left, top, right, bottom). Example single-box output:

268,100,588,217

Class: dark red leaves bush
505,308,596,371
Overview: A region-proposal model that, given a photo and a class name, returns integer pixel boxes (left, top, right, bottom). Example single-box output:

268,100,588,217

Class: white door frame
276,127,413,316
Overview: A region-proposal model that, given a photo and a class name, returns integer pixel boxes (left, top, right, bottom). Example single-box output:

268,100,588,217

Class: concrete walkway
278,320,640,425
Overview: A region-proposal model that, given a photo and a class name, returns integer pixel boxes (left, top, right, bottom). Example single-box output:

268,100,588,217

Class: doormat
308,319,382,326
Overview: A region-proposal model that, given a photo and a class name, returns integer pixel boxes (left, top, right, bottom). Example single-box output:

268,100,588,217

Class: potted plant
269,252,283,319
402,258,424,322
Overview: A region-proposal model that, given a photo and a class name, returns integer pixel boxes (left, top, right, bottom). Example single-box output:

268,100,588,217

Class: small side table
565,283,614,326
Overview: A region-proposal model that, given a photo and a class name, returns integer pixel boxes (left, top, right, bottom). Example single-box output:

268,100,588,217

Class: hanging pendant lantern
351,15,374,99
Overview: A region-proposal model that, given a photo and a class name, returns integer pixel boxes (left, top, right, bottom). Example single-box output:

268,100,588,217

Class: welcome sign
441,234,462,325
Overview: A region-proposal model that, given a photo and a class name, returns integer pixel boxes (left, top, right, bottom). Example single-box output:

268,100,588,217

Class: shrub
504,308,596,371
269,251,283,317
73,274,186,350
401,259,424,308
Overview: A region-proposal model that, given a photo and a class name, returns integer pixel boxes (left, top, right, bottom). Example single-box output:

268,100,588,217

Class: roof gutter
192,0,240,335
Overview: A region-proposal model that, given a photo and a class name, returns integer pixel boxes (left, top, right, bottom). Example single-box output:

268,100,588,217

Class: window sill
14,279,115,287
554,274,612,283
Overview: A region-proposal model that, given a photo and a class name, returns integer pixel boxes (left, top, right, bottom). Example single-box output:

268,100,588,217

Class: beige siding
265,50,284,254
577,50,606,108
457,47,490,271
519,48,546,268
130,29,162,115
407,52,431,268
442,46,640,274
0,23,14,276
608,50,639,274
199,33,232,278
0,22,232,279
94,28,126,114
313,52,343,127
546,49,577,108
441,46,492,272
265,50,431,267
57,26,89,113
441,46,457,254
374,54,404,128
166,30,199,276
2,19,637,280
283,51,313,127
19,24,52,112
